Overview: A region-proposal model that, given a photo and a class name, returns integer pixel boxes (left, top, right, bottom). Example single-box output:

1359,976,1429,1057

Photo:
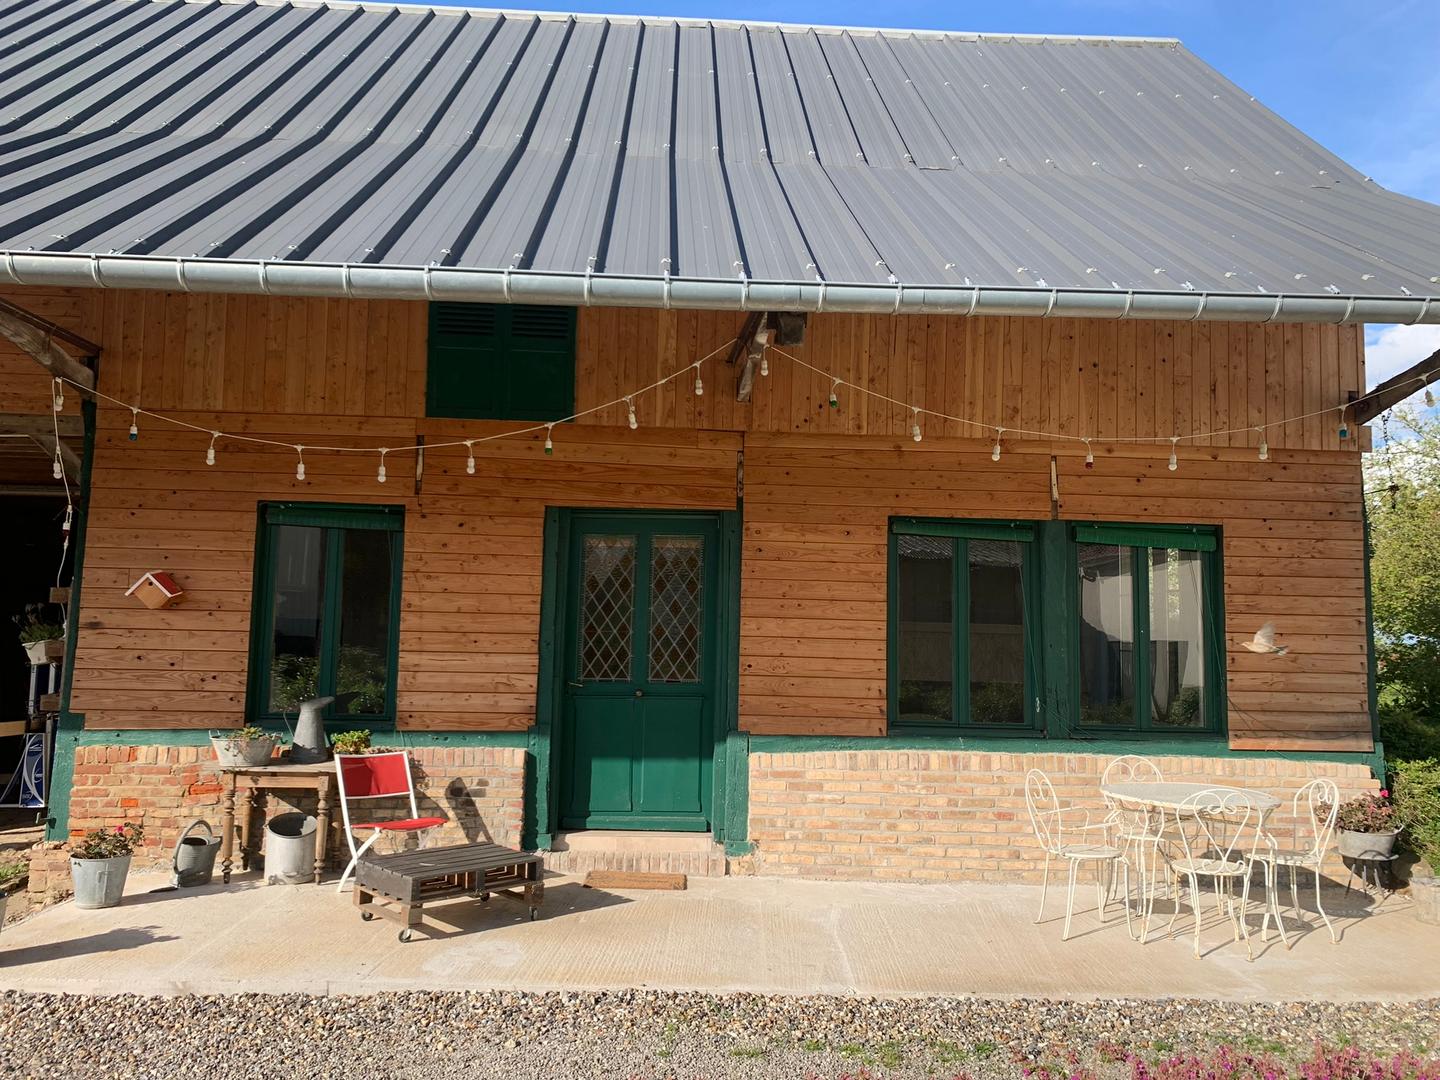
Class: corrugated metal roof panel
0,0,1435,308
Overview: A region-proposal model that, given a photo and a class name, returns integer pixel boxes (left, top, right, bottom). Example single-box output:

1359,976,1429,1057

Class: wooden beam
0,301,96,390
0,296,100,355
1353,346,1440,425
0,413,83,439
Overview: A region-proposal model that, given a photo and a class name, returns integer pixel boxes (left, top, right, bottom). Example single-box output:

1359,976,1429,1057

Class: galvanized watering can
171,819,221,888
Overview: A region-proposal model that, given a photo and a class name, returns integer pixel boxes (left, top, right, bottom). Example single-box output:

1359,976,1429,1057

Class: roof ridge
186,0,1183,46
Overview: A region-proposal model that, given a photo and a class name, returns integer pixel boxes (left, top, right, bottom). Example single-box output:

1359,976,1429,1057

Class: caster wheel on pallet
360,911,375,922
529,909,538,922
398,929,413,943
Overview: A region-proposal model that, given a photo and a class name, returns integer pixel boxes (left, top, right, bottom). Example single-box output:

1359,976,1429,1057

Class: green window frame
887,519,1041,733
246,503,405,728
1071,523,1223,736
426,302,576,420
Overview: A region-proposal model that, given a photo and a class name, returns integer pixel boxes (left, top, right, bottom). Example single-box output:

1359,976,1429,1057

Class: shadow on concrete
0,925,178,966
349,881,632,942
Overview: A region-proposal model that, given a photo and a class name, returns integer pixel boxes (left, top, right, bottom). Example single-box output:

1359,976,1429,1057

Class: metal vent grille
511,305,572,342
434,303,496,337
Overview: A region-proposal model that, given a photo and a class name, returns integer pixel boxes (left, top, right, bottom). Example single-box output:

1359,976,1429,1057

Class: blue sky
441,0,1440,391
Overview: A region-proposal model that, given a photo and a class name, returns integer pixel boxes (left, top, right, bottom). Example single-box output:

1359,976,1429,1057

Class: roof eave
2,252,1435,325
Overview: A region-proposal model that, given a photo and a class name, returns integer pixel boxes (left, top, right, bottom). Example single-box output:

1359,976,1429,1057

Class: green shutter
1073,524,1216,552
892,519,1036,542
264,503,404,530
426,302,576,420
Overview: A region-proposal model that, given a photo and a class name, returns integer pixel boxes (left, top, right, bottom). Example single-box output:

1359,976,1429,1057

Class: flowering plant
70,821,145,860
1329,790,1398,834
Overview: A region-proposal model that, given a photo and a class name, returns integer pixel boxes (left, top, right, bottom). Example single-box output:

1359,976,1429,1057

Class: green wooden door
560,513,719,831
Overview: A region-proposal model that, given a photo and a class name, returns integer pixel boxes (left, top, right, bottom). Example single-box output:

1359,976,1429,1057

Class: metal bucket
264,812,316,884
173,820,221,888
71,854,132,909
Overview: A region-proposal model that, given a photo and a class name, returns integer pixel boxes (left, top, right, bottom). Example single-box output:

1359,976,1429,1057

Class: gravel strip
1,991,1436,1080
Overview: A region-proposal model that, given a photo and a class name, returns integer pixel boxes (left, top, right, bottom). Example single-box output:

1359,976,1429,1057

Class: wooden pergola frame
0,297,98,477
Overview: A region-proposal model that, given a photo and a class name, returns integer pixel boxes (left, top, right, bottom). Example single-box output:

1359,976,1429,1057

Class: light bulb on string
128,408,139,441
760,354,769,377
1337,408,1350,441
544,424,555,456
1426,380,1436,408
376,449,388,484
1256,428,1268,462
206,431,219,466
991,428,1004,463
625,397,638,430
1083,438,1094,469
829,378,841,410
1168,436,1179,472
693,363,704,397
52,378,63,413
52,451,62,480
294,446,306,481
910,407,922,443
464,440,476,475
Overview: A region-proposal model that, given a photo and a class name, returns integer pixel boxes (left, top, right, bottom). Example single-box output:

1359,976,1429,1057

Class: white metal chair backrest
1101,755,1164,786
1177,788,1259,870
1024,768,1065,856
1287,778,1340,862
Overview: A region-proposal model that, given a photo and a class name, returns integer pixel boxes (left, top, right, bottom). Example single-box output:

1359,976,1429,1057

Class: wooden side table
219,763,336,884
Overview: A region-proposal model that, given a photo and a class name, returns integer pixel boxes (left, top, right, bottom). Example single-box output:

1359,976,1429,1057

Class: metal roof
1,0,1438,322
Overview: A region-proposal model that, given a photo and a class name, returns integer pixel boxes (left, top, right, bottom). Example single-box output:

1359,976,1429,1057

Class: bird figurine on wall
1242,622,1288,656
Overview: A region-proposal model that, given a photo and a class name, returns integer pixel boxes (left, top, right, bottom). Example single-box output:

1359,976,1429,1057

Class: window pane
649,536,704,683
896,535,954,723
333,529,395,716
580,535,636,682
1077,543,1136,727
1149,547,1206,728
268,525,325,714
969,540,1025,725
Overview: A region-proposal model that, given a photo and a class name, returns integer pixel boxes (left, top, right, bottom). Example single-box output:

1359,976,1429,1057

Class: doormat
583,870,687,891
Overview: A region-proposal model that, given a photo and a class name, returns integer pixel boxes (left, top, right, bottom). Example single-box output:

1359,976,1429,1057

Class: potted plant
331,729,372,755
1392,759,1440,925
210,725,279,767
13,604,63,666
70,821,144,909
1330,790,1401,859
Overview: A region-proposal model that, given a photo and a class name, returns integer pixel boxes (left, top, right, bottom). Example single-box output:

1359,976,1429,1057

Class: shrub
70,821,145,860
1391,758,1440,875
1328,792,1397,833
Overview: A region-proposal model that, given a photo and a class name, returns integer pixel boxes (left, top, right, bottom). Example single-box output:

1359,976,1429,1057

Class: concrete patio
2,870,1437,1001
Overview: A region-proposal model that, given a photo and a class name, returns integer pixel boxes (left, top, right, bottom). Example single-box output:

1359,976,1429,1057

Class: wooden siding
739,434,1369,751
1,286,1368,750
0,287,98,415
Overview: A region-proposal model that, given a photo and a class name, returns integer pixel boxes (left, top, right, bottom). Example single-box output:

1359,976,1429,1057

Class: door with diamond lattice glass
561,513,719,831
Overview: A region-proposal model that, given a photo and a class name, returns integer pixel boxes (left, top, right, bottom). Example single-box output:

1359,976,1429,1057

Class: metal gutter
3,252,1436,324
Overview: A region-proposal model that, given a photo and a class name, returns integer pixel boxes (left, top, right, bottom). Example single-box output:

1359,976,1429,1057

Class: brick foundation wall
31,743,527,907
747,750,1379,883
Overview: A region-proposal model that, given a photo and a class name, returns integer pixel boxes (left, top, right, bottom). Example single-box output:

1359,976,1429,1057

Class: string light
206,431,219,466
52,378,63,413
829,378,841,409
1337,409,1349,441
693,363,704,397
625,397,638,430
991,427,1003,462
544,424,555,455
1426,382,1436,409
760,354,769,377
294,445,306,481
52,451,63,480
128,408,139,441
1256,428,1268,462
464,440,476,475
910,407,922,443
376,449,388,484
1168,436,1179,471
1083,438,1094,469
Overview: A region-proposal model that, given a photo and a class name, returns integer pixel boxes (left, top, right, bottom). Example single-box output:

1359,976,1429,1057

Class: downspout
1362,493,1386,784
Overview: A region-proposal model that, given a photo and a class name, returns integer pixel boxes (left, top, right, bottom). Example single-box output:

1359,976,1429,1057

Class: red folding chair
334,751,446,893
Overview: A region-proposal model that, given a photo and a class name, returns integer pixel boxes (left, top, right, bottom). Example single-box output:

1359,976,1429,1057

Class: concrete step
544,831,728,878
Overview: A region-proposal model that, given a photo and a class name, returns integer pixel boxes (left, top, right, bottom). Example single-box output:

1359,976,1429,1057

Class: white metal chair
1167,789,1264,960
1248,777,1340,947
1100,755,1164,787
334,751,447,893
1100,755,1173,923
1025,768,1128,940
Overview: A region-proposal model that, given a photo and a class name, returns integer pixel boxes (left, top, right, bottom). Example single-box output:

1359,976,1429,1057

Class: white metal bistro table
1100,781,1283,949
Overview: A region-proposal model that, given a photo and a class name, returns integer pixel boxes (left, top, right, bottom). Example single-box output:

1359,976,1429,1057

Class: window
247,504,404,725
1075,524,1219,733
426,302,576,420
889,520,1037,730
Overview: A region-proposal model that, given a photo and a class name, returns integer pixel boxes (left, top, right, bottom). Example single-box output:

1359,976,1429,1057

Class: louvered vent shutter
426,302,576,420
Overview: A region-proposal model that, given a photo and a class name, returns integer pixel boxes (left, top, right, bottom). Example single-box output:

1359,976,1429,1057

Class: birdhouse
125,571,185,610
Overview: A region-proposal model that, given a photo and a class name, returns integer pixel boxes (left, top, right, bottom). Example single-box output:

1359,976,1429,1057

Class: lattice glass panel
580,536,636,682
649,536,704,683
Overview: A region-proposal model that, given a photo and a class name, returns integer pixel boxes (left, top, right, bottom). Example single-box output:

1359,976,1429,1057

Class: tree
1365,406,1440,760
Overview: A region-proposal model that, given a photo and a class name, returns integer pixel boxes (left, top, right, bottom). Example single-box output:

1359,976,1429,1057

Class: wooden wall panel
740,434,1370,751
0,287,99,415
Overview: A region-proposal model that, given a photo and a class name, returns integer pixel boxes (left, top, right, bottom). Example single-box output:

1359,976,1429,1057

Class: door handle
566,680,583,689
634,690,644,698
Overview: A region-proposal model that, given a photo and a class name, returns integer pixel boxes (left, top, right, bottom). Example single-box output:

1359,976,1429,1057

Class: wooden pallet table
354,843,545,942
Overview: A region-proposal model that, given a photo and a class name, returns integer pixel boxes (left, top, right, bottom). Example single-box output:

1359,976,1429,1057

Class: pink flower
1379,789,1390,798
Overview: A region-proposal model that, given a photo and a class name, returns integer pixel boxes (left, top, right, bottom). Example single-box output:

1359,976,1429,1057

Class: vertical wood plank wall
0,288,1369,750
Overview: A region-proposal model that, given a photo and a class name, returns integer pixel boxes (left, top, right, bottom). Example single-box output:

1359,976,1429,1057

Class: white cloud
1365,323,1440,399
